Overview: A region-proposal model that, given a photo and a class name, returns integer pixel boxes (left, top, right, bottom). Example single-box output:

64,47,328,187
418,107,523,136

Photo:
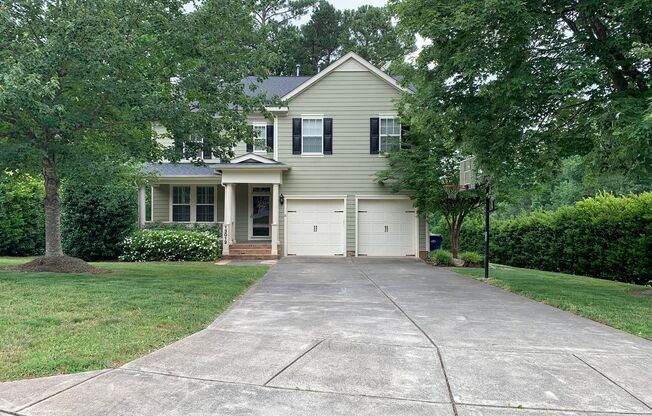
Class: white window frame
171,186,191,222
169,185,218,223
301,116,324,156
195,186,216,223
379,116,401,154
252,123,268,153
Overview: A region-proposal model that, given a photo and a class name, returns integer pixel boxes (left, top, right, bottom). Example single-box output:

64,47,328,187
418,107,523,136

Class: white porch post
223,183,234,255
138,185,146,228
271,183,279,255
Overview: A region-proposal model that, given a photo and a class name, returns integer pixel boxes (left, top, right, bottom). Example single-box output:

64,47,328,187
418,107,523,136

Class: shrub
143,221,220,236
0,172,45,256
451,192,652,285
120,230,220,262
62,174,137,261
430,250,454,266
459,251,483,265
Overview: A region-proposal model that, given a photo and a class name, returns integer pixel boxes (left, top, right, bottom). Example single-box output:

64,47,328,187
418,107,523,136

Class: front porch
139,156,289,259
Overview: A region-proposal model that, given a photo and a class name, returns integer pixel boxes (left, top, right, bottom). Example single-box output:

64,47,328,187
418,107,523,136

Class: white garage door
358,199,417,257
286,199,345,256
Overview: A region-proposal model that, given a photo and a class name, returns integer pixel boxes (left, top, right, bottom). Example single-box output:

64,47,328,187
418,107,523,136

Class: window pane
253,125,267,152
173,187,190,204
196,186,214,204
303,136,322,153
172,205,190,222
196,205,214,222
380,136,401,153
303,119,321,136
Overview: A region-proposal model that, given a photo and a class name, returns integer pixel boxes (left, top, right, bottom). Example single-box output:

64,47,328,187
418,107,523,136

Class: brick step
230,244,272,249
229,249,273,255
221,254,279,260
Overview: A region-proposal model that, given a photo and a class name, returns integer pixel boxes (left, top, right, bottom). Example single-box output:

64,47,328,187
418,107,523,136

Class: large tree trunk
43,157,64,257
450,226,460,259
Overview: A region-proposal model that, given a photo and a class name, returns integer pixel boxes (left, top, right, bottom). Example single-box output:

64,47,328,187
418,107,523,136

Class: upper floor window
302,118,323,154
253,124,267,153
380,117,401,153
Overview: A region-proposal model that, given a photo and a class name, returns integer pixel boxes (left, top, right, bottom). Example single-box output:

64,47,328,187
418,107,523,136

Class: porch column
271,183,279,255
138,185,146,228
223,183,234,255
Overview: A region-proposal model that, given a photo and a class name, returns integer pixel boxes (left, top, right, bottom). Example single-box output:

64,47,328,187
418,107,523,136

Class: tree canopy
392,0,652,191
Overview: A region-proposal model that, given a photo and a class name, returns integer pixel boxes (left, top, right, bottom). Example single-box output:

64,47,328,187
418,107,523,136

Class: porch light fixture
279,193,285,205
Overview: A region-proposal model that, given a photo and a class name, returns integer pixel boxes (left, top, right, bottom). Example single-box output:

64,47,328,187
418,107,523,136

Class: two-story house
139,52,428,259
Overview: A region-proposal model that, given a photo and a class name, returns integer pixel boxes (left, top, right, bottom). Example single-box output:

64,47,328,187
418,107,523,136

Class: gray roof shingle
144,163,220,177
243,76,311,99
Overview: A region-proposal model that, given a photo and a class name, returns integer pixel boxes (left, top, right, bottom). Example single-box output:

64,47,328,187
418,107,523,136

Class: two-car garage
284,196,419,257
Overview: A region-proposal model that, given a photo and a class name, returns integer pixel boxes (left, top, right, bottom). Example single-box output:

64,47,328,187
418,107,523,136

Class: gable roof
281,52,412,101
230,153,278,164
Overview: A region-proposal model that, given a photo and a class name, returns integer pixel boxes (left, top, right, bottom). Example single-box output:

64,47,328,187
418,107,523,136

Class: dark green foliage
441,193,652,285
143,221,220,235
120,230,220,262
459,251,482,265
61,174,137,261
430,250,453,266
0,173,45,256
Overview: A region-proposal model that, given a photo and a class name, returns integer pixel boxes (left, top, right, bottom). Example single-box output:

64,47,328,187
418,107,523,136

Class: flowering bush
120,230,220,262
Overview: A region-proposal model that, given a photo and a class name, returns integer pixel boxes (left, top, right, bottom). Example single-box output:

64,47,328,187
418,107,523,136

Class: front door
250,187,271,239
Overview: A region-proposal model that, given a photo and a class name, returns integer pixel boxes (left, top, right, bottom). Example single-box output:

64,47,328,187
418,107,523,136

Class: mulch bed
8,256,110,274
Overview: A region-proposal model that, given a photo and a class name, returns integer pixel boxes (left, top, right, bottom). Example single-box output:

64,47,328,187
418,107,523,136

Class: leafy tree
253,0,314,26
301,0,343,73
0,0,269,269
0,171,45,256
377,128,485,258
341,5,415,69
392,0,652,192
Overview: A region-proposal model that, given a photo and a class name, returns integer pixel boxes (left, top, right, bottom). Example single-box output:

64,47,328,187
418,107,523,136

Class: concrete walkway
2,257,651,415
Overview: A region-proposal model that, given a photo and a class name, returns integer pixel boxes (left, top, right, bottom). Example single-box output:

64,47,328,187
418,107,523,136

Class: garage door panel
287,199,345,256
358,199,416,257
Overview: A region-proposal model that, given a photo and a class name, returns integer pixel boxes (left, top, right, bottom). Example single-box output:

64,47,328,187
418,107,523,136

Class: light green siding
152,184,169,222
234,184,249,241
276,70,427,253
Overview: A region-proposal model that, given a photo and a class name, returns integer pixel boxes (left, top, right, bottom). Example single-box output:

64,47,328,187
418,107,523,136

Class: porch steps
222,243,279,260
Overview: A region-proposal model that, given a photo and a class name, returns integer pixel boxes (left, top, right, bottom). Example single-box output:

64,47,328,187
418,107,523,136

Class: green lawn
0,257,268,381
452,264,652,341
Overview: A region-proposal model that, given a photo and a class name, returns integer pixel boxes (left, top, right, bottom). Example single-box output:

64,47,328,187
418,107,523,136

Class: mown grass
0,257,268,381
452,264,652,341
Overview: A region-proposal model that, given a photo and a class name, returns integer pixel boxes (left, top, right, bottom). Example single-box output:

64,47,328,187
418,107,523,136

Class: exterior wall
234,184,249,242
232,115,274,160
152,184,170,222
275,70,427,252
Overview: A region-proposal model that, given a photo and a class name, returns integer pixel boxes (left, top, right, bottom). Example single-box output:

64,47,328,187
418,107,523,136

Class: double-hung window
302,118,323,154
196,186,215,222
380,117,401,153
172,186,191,222
253,124,267,153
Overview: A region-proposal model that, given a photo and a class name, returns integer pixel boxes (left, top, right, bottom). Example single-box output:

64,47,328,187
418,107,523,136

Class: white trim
230,153,277,164
248,184,272,240
379,116,402,154
170,185,191,222
168,185,219,224
252,122,268,153
283,195,347,257
301,116,324,156
195,185,217,223
281,52,411,101
149,186,154,222
273,115,278,161
354,195,418,257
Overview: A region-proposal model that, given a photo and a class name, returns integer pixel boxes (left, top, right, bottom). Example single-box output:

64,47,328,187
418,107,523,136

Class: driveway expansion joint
573,353,652,411
263,339,326,386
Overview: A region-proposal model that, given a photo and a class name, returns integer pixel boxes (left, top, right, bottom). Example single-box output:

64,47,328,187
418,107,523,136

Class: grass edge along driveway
452,264,652,341
0,258,268,382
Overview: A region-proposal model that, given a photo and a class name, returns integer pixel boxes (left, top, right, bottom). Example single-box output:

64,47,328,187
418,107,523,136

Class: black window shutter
370,118,380,154
292,118,302,154
266,125,274,150
401,124,410,149
246,140,253,153
323,118,333,155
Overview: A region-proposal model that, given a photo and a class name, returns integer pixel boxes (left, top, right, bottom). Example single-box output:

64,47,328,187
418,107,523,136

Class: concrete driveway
2,257,651,415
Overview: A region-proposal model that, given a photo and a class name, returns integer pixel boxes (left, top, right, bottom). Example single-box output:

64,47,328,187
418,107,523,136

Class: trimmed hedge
438,193,651,285
120,230,220,262
0,173,45,256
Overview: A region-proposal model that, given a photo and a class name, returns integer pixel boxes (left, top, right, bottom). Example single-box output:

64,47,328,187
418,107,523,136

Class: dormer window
380,117,401,153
